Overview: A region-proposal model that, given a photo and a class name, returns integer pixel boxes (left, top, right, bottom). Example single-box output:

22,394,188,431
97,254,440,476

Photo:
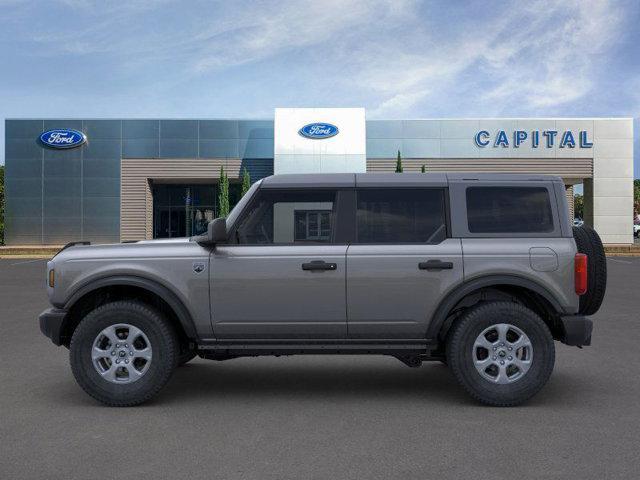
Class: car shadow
159,358,470,405
44,358,587,408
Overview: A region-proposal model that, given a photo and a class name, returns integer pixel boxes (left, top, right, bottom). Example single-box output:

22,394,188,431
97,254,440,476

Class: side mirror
208,217,228,244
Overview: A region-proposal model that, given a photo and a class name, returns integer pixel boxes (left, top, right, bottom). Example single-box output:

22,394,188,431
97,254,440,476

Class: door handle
302,260,338,271
419,260,453,271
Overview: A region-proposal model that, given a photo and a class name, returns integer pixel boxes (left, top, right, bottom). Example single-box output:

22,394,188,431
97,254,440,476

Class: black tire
70,301,178,407
446,301,555,407
573,225,607,315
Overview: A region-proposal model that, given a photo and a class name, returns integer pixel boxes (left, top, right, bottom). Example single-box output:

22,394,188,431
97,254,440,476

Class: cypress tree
218,166,230,218
241,167,251,197
421,164,426,173
395,150,403,173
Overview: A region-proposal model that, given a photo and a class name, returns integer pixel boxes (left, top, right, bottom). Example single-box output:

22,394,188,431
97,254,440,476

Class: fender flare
63,275,197,339
426,274,564,340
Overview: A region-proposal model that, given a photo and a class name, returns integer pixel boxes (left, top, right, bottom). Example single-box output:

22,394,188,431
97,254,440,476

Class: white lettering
47,132,75,144
309,125,332,135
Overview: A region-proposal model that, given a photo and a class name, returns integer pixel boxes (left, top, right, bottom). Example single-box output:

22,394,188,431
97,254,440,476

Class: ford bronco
39,173,606,406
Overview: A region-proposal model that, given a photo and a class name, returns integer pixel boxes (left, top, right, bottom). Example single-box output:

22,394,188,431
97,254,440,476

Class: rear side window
466,187,554,233
356,189,447,243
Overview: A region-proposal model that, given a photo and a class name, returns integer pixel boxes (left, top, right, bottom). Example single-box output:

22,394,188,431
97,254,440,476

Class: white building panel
594,119,634,139
274,107,366,174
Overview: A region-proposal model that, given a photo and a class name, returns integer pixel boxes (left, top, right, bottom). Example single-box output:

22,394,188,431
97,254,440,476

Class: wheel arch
427,275,565,342
59,275,197,347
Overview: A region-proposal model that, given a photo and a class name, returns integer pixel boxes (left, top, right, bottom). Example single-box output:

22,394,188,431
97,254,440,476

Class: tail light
575,253,588,295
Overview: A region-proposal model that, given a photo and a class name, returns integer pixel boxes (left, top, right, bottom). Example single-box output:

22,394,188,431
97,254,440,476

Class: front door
210,188,347,339
346,188,463,339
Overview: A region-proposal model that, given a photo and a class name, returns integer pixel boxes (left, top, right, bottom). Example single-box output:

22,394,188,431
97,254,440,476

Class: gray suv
39,173,606,407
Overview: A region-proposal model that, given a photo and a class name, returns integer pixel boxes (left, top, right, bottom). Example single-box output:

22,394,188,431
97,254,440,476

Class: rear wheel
70,301,178,407
446,301,555,406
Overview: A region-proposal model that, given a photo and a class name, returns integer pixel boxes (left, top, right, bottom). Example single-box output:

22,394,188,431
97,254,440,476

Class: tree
574,193,584,220
395,150,403,173
241,167,251,197
0,165,4,245
421,164,426,173
217,166,230,218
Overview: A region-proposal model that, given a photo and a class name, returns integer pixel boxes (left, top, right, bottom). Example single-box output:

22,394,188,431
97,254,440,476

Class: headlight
48,269,55,288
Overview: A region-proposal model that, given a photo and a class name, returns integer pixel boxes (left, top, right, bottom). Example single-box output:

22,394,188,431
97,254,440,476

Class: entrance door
170,208,186,237
210,188,347,339
153,184,217,238
156,208,171,238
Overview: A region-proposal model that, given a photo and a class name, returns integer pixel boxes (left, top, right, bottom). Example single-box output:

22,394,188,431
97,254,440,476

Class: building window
295,210,332,241
356,188,447,243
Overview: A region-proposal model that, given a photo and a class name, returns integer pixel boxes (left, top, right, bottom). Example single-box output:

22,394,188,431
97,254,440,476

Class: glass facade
366,120,441,158
5,116,617,244
4,119,275,245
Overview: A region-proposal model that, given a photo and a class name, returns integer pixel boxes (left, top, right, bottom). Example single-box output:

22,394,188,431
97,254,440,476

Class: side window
234,189,337,244
356,189,447,243
466,187,554,233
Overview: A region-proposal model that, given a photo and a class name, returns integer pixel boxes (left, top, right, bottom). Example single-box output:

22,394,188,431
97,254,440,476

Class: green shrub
241,167,251,197
395,150,403,173
218,166,230,218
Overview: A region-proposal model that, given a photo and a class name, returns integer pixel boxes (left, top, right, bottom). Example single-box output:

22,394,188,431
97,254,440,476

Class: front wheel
70,301,178,407
446,301,555,407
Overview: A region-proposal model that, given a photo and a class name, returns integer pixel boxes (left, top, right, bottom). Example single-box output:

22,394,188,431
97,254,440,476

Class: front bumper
559,315,593,347
39,308,68,346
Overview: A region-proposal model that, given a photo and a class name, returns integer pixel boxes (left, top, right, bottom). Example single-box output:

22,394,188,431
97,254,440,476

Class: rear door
210,188,349,339
346,187,463,339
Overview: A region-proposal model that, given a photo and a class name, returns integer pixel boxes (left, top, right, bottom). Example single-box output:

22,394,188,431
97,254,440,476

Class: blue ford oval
298,123,339,139
39,129,86,149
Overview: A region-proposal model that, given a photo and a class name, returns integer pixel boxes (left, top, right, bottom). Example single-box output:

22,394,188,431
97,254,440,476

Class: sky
0,0,638,176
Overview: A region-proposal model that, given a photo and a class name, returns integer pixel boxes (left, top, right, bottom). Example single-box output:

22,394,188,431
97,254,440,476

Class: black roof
260,172,562,188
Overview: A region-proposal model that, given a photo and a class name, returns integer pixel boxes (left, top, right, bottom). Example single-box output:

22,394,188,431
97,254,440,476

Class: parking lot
1,257,640,479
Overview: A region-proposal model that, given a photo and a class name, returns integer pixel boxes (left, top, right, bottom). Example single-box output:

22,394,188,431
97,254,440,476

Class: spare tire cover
572,225,607,315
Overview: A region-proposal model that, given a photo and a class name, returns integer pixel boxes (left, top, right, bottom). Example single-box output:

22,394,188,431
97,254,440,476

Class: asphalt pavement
1,257,639,479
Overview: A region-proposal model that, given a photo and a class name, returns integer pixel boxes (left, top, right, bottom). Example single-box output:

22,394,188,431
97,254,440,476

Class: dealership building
4,108,634,245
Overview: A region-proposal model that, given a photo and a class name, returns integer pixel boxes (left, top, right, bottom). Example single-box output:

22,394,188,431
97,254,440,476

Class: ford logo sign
39,129,86,149
298,123,339,139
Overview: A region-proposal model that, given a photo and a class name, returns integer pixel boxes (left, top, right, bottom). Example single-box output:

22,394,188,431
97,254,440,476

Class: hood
52,237,198,262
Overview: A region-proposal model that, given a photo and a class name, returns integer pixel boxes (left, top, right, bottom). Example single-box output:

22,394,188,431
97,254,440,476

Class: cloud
14,1,415,68
477,0,623,111
0,0,634,118
190,0,417,72
358,0,627,116
369,88,430,117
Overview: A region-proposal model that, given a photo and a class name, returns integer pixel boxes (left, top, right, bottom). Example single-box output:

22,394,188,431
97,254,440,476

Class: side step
196,339,438,358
